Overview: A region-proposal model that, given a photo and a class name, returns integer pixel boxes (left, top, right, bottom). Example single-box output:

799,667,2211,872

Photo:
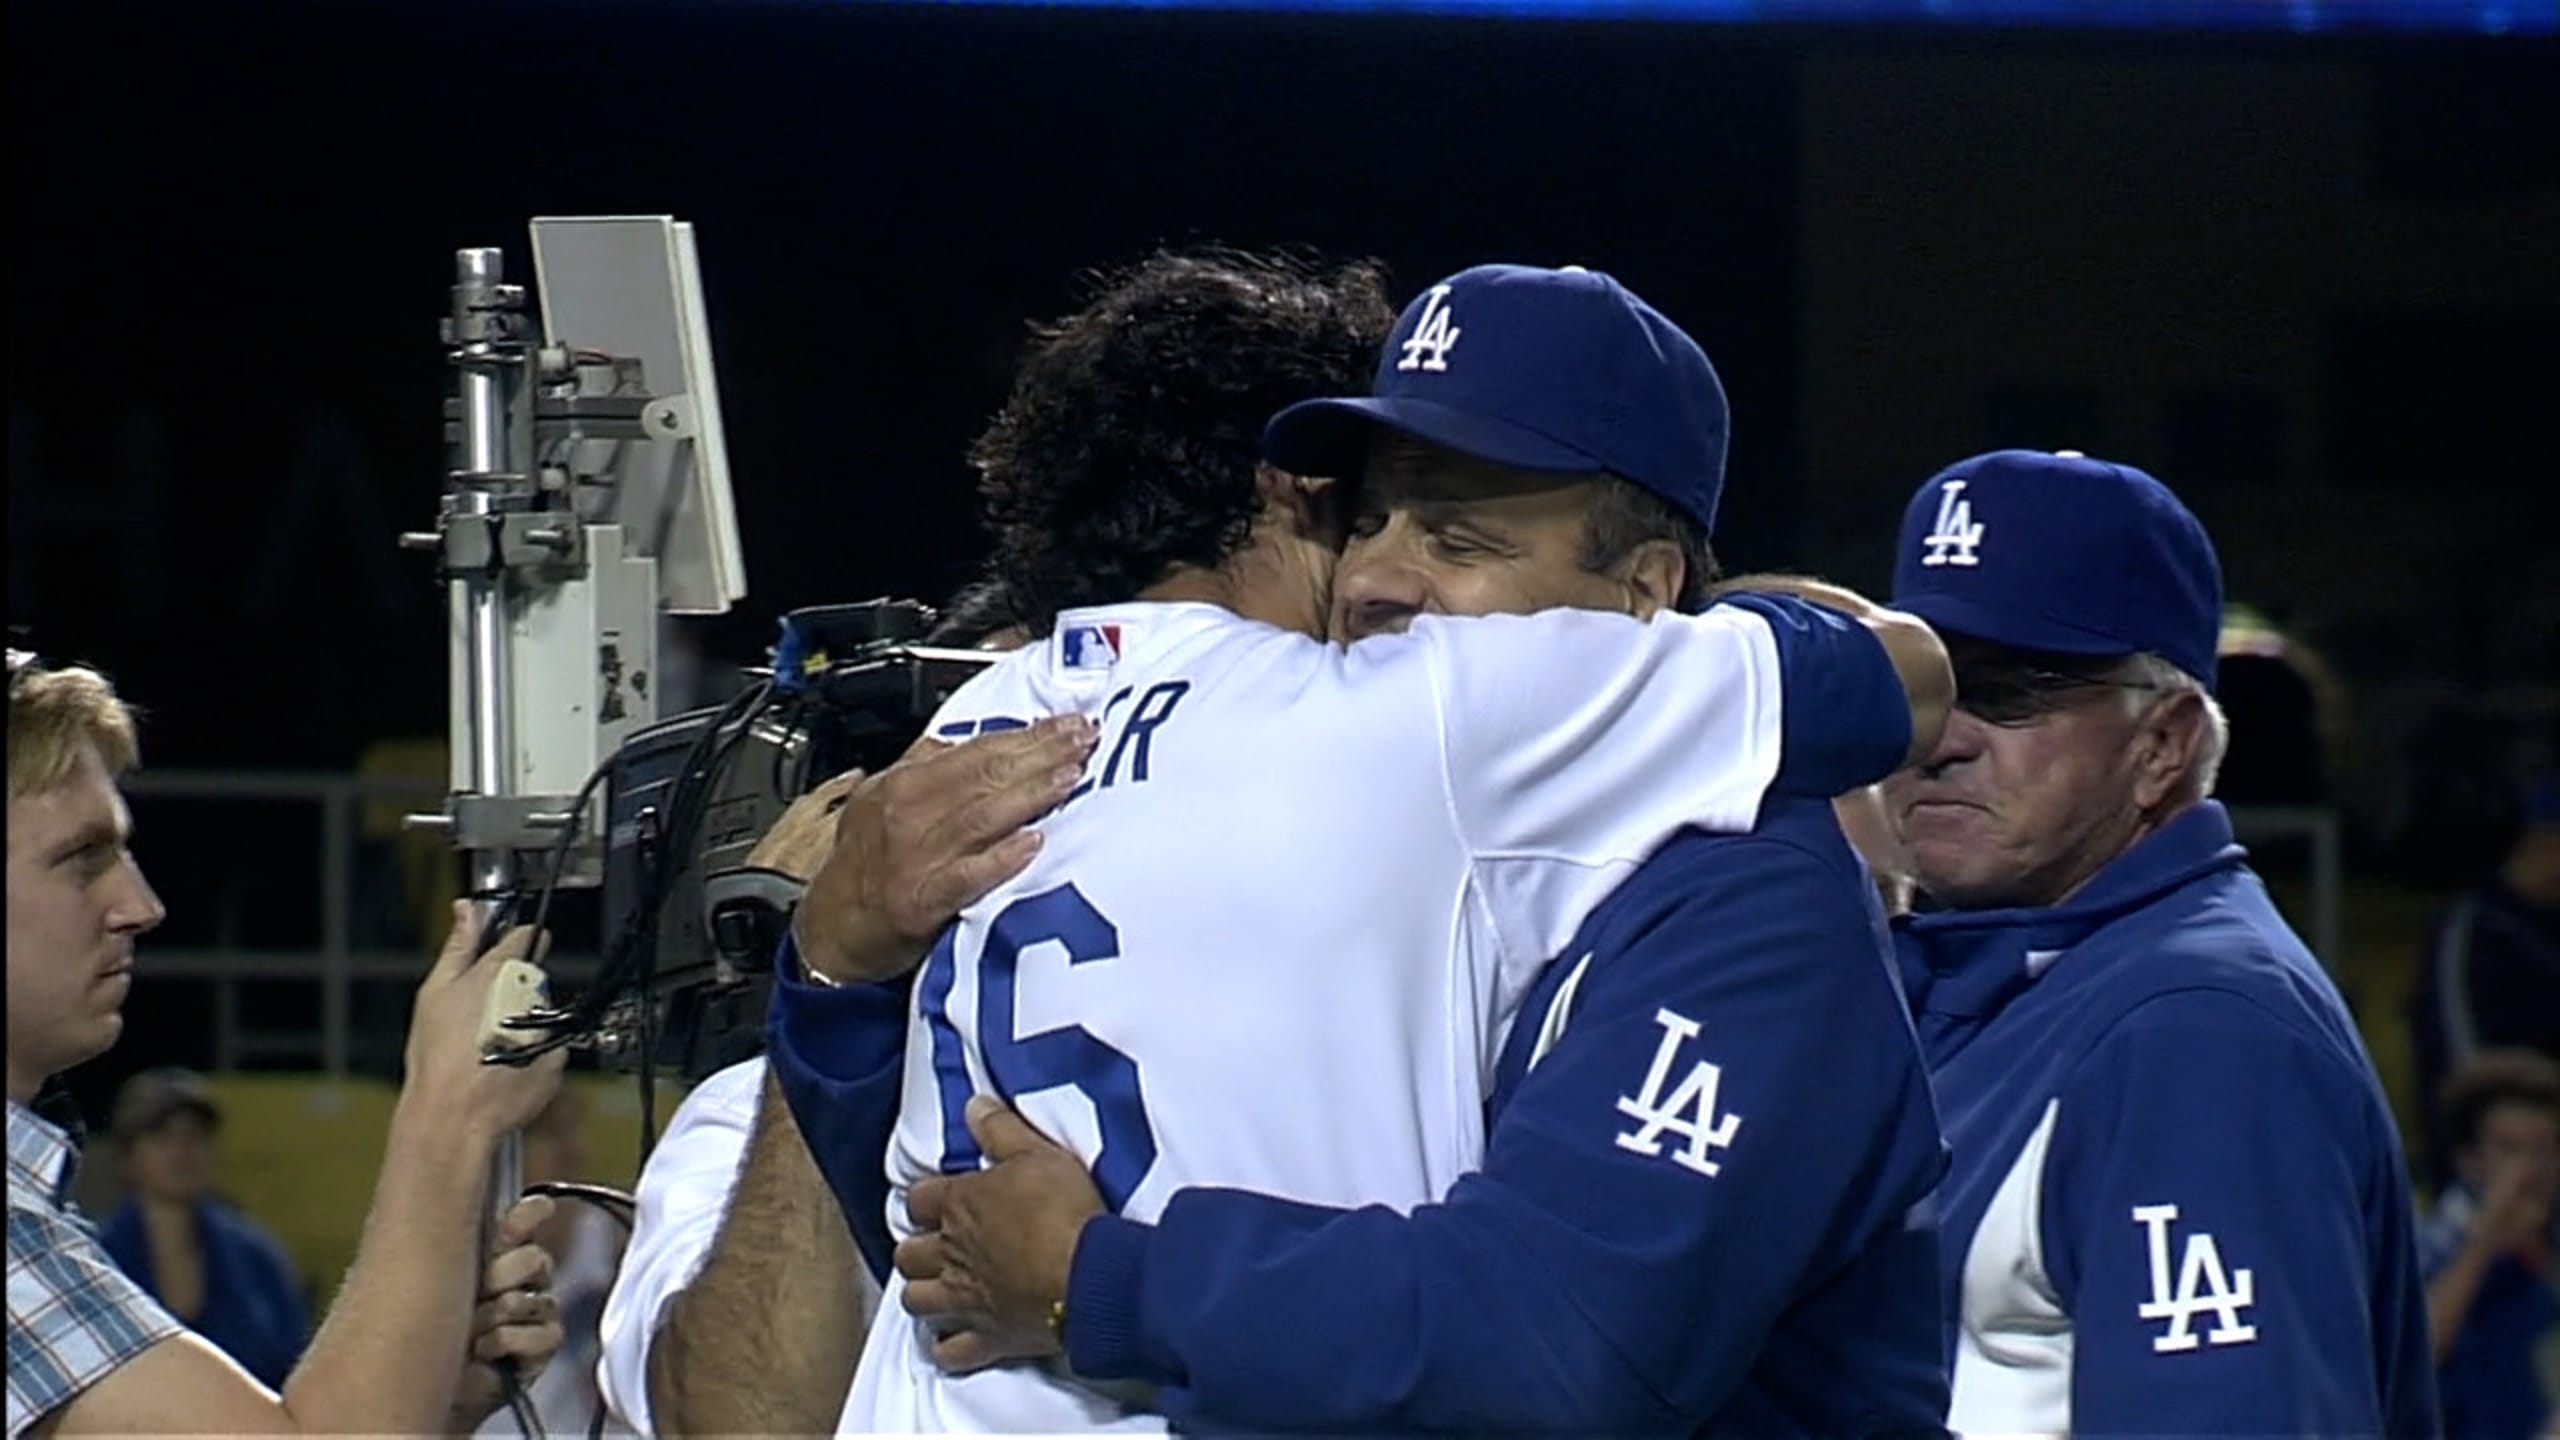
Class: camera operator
6,653,567,1438
596,588,1055,1437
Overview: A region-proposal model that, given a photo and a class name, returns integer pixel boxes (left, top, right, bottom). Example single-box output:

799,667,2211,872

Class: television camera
404,219,991,1163
582,601,996,1083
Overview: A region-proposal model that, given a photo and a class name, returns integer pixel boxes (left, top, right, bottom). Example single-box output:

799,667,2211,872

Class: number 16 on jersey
916,882,1161,1210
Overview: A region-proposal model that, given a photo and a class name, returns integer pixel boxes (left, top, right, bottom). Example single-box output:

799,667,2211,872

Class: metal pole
449,246,524,1229
456,493,514,909
321,787,352,1078
453,246,519,907
213,977,240,1073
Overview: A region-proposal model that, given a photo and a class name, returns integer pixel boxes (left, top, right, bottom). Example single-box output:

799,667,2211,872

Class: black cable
510,1182,639,1440
497,679,773,1066
521,1181,637,1232
627,681,776,1164
615,689,755,1049
765,689,806,804
502,1364,545,1440
457,744,614,983
526,755,619,956
611,681,769,993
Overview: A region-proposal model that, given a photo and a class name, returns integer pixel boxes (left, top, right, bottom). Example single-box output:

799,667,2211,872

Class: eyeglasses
1953,659,2159,727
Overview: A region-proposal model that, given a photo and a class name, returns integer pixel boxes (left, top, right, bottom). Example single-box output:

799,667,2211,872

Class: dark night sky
10,0,2552,770
9,0,1809,772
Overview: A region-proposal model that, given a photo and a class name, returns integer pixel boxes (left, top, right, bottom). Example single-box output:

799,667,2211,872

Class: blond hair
8,657,142,800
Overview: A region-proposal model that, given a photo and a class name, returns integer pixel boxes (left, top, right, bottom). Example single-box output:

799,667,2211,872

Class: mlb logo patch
1061,623,1123,670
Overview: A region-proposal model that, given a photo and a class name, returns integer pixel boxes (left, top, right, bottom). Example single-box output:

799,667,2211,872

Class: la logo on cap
1396,284,1462,374
1920,478,1986,568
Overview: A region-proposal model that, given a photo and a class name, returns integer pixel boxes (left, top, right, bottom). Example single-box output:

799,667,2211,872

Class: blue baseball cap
1263,264,1730,535
1891,449,2225,690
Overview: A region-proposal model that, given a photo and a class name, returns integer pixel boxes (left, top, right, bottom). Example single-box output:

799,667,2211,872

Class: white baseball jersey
849,598,1793,1433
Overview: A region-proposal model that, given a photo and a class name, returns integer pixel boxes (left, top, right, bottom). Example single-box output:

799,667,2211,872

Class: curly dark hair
974,249,1393,632
925,573,1025,648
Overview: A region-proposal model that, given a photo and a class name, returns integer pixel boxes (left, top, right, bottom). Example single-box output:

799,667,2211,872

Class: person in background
2422,1049,2560,1440
2412,766,2560,1180
1881,450,2436,1436
96,1070,308,1391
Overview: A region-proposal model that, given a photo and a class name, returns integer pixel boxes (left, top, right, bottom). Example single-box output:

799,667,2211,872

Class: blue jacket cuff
768,930,912,1037
1717,591,1911,797
1065,1213,1175,1386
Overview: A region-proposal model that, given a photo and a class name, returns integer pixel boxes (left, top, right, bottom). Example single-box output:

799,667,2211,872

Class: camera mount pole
450,248,522,918
433,245,541,1231
407,246,598,1234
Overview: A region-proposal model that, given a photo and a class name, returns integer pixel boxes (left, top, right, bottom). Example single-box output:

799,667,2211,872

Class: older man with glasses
1881,448,2440,1437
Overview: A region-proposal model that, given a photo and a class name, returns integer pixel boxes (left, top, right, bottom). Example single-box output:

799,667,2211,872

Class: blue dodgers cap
1263,264,1730,534
1891,449,2226,690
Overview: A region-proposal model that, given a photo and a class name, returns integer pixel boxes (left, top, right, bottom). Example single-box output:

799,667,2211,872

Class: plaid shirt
7,1099,179,1438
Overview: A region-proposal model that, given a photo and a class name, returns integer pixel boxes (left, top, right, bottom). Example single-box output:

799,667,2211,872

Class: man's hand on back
795,715,1096,984
746,767,868,881
897,1097,1102,1374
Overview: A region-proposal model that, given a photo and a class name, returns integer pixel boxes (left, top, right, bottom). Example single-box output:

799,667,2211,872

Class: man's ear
2131,688,2210,811
1615,539,1687,621
1261,465,1341,542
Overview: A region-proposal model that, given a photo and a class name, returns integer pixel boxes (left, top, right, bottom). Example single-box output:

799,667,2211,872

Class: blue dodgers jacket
1057,796,1950,1435
1901,800,2440,1437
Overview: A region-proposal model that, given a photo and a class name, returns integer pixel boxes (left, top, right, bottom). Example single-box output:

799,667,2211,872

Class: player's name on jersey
935,677,1192,811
